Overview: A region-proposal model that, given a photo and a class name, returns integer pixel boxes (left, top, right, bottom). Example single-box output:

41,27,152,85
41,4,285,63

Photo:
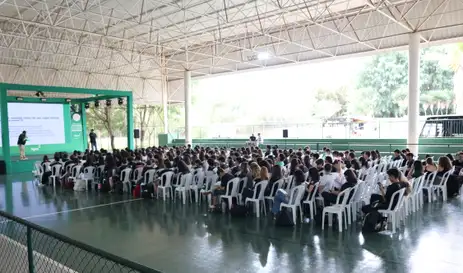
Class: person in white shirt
257,133,263,145
319,164,336,193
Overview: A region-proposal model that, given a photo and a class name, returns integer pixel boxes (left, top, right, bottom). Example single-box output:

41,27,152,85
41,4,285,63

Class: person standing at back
17,130,28,160
89,129,97,151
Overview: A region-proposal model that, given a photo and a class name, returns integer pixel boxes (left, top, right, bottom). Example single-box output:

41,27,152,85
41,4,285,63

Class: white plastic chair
302,183,319,220
120,168,132,193
321,187,353,232
140,169,156,196
220,178,240,209
432,170,452,202
158,171,174,200
175,173,194,204
82,166,96,184
284,175,295,192
131,167,144,184
350,180,366,222
245,180,268,218
264,179,284,211
190,171,205,203
200,173,218,204
68,165,82,184
237,177,249,205
378,188,406,233
142,170,157,185
409,175,424,212
48,164,63,187
280,185,306,224
422,171,437,203
33,162,45,183
94,165,105,182
32,161,43,179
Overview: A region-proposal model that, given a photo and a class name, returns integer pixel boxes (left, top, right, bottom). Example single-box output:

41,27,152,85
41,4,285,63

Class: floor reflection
1,174,463,273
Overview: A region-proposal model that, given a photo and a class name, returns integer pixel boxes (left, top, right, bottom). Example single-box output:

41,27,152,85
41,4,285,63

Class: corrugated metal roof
0,0,462,100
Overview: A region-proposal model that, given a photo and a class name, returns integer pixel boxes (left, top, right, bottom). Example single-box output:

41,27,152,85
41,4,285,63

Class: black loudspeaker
134,129,140,139
283,129,288,138
0,161,6,175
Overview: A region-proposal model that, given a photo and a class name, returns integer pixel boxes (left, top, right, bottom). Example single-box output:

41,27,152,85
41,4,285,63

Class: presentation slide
0,103,65,146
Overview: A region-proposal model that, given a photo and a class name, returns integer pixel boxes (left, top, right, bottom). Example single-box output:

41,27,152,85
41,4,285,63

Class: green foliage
85,106,127,150
313,87,349,118
357,47,455,117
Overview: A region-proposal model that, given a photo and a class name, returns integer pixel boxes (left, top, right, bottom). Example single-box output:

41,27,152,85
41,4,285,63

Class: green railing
171,138,463,157
0,210,161,273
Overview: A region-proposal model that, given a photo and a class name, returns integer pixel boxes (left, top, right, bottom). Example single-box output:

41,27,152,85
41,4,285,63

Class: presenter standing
89,129,98,151
17,130,28,160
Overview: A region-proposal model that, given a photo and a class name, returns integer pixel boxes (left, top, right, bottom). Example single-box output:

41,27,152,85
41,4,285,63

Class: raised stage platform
10,155,49,174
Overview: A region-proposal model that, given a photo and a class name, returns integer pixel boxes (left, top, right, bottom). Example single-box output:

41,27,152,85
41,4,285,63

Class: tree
134,105,156,146
449,43,463,114
356,46,455,117
313,86,349,118
133,103,184,147
86,106,126,150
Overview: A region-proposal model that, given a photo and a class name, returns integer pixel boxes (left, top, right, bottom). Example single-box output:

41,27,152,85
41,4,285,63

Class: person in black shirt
17,131,28,160
392,149,402,161
89,129,97,151
321,169,357,206
453,152,463,174
249,134,257,142
209,167,234,209
362,168,408,214
405,153,414,176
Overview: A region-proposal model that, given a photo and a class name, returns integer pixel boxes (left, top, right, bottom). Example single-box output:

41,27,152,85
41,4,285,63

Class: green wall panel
170,137,463,157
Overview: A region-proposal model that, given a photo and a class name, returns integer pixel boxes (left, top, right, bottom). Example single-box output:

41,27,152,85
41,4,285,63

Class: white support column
162,89,168,133
408,33,420,155
184,70,192,146
160,53,169,133
161,72,168,133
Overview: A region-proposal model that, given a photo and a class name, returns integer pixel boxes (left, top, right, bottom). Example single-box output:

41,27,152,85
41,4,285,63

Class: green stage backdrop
0,103,84,158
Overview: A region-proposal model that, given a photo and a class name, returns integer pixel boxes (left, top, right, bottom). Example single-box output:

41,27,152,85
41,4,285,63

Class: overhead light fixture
257,52,270,60
106,99,111,107
118,98,124,105
65,98,71,103
84,103,90,109
16,97,23,101
94,100,100,108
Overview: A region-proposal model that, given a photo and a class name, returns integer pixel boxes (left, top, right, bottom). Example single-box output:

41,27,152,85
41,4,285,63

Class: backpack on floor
230,205,248,217
275,208,294,226
141,184,154,198
114,181,124,194
362,210,386,233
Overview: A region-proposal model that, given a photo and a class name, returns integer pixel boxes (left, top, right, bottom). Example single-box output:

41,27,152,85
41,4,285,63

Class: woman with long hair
265,165,283,196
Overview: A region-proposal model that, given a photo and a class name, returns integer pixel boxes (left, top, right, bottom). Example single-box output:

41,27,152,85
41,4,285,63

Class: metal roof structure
1,0,463,103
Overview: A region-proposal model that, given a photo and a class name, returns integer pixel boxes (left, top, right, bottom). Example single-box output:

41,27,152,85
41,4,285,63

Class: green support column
81,103,88,151
0,88,12,174
126,95,134,149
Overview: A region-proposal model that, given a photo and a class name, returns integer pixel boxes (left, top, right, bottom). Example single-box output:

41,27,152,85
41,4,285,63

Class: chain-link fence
0,211,161,273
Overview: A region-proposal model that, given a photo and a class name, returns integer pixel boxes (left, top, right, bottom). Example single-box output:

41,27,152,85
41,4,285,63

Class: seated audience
362,168,409,213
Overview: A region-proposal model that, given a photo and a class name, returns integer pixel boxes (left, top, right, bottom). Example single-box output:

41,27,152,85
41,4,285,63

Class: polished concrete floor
1,173,463,273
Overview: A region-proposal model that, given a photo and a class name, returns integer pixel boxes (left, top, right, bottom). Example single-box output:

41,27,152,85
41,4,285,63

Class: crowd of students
39,145,463,218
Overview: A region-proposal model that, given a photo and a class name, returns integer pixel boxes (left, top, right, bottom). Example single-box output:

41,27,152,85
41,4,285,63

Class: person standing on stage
17,130,28,160
89,129,98,151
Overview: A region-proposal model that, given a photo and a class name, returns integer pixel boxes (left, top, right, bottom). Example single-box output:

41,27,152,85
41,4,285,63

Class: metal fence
0,211,161,273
